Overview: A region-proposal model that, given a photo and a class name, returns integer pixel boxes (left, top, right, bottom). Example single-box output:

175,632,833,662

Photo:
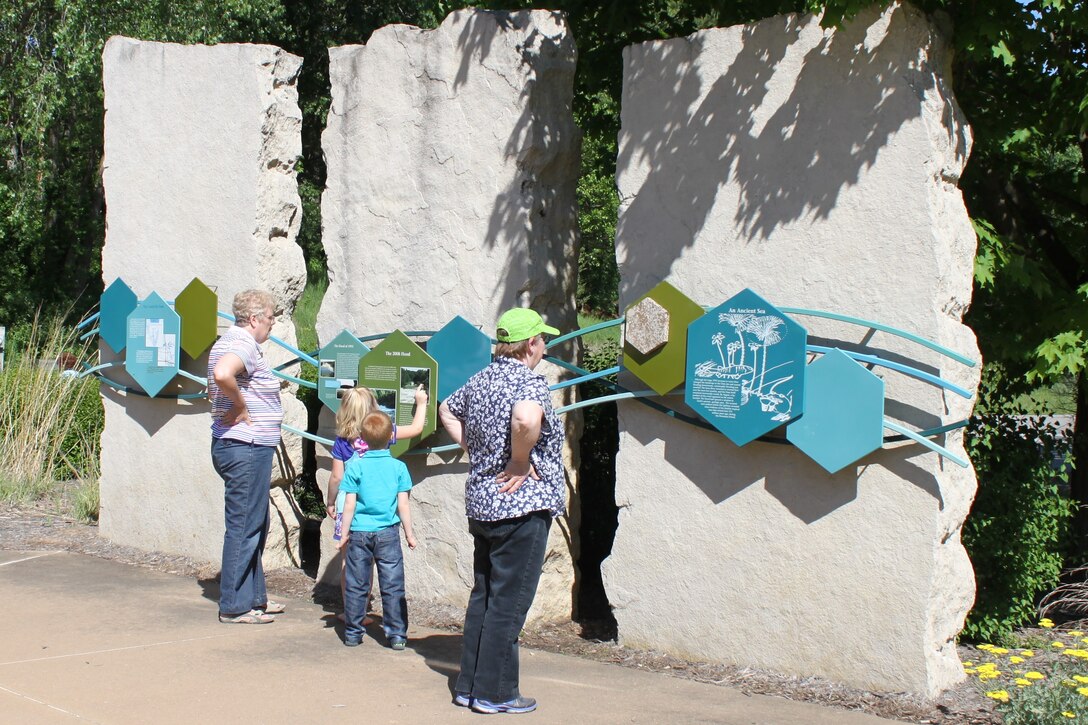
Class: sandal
258,601,286,614
219,609,275,624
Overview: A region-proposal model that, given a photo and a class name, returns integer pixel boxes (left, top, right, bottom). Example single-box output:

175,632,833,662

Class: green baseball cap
495,308,560,343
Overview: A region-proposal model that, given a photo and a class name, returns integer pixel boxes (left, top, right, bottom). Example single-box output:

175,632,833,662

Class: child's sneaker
471,696,537,714
390,637,407,651
343,636,362,647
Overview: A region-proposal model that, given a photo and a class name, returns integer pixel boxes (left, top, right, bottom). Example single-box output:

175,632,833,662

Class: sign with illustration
124,291,181,397
685,289,807,446
357,330,438,457
318,329,371,413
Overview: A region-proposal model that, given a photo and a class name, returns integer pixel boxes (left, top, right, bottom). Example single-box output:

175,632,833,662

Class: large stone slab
100,37,307,568
605,4,978,695
317,9,581,622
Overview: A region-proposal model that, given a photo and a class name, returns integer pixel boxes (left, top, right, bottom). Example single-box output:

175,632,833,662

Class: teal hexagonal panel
428,316,491,400
124,292,181,398
174,278,218,358
685,288,807,446
100,278,138,354
787,349,885,473
318,329,371,414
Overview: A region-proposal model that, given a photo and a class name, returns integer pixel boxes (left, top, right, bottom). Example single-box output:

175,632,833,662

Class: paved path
0,550,896,724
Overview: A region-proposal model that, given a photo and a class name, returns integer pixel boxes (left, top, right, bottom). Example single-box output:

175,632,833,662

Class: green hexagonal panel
318,329,370,414
428,315,491,401
124,292,181,398
100,278,138,354
174,277,218,358
787,349,885,473
358,330,438,458
622,281,704,395
685,289,807,446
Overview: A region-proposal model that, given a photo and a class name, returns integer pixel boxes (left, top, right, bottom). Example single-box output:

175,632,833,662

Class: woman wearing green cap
438,307,565,715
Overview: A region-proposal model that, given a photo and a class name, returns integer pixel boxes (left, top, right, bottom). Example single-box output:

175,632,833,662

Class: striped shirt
208,325,283,447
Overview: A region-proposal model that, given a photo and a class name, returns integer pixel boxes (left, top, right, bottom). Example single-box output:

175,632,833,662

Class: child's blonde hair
361,412,393,451
336,386,378,439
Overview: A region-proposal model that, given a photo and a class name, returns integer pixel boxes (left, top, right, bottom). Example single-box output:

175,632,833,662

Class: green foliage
963,371,1076,644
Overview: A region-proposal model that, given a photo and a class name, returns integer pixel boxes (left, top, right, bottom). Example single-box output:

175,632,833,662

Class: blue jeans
456,511,551,703
344,525,407,642
211,438,274,616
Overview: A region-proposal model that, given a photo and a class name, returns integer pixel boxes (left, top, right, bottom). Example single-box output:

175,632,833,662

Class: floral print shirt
444,356,566,522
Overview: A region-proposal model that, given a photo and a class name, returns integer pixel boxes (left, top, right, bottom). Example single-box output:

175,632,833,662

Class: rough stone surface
316,9,581,623
100,37,307,569
625,297,670,356
606,4,978,696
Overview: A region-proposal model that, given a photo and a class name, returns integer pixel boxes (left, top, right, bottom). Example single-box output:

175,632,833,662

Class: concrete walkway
0,550,896,724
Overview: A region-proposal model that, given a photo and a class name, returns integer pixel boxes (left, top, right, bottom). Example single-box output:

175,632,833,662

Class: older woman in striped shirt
208,289,284,624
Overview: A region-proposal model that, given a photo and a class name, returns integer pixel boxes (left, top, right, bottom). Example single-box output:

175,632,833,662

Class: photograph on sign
373,388,397,417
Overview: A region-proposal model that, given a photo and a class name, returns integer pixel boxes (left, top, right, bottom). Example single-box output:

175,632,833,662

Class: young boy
335,411,417,648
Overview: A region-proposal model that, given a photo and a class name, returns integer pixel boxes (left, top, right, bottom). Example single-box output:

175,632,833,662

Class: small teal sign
428,315,491,400
124,292,181,397
318,329,371,413
685,289,806,446
100,278,138,354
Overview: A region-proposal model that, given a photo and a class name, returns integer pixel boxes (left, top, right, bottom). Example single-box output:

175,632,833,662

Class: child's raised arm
396,385,429,440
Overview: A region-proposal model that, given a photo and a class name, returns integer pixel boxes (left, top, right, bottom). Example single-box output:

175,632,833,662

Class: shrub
963,411,1074,644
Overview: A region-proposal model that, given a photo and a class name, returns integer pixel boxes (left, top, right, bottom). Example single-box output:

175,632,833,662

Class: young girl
327,384,428,622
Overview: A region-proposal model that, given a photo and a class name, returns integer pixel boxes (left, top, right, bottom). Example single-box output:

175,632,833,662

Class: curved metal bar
76,311,101,330
175,369,208,386
214,311,321,368
885,419,969,442
882,419,969,468
779,306,976,367
547,317,624,349
806,345,972,399
78,361,119,378
550,366,621,391
79,326,101,342
281,424,333,447
543,355,592,378
271,369,317,388
93,373,208,400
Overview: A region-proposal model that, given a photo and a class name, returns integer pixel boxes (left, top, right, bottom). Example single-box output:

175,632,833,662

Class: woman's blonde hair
232,289,275,324
336,386,378,439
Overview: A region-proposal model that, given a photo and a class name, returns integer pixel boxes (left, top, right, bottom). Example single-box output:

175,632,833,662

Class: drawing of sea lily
711,332,726,367
746,316,785,392
718,313,752,366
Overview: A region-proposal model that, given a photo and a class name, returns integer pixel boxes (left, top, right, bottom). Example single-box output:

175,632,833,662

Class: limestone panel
100,38,307,569
317,9,581,622
605,4,978,695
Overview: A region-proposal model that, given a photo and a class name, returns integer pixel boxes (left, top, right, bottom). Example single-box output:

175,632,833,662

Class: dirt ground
0,503,999,724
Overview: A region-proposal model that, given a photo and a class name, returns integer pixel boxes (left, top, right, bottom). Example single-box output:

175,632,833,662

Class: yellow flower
963,668,977,674
1078,687,1088,697
1023,650,1036,657
1055,641,1068,648
1067,649,1088,659
1009,656,1025,664
1015,678,1031,686
986,690,1010,703
1041,618,1056,628
963,661,974,667
1063,712,1076,719
1073,631,1085,637
992,647,1010,655
1082,638,1088,645
1074,675,1088,684
1025,672,1045,680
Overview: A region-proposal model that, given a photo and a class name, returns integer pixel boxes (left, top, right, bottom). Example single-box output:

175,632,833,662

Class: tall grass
0,313,102,519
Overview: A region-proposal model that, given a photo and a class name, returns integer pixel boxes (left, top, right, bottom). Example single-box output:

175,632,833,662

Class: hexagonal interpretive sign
358,330,438,458
100,278,138,354
428,315,491,401
685,288,807,447
124,292,181,398
623,281,705,396
318,329,371,414
787,349,885,473
174,277,218,358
